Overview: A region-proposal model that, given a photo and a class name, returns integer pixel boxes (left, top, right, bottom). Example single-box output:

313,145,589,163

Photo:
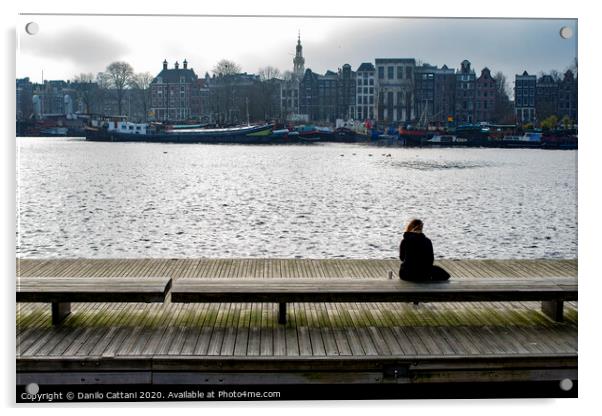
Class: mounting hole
559,378,573,391
560,26,573,39
25,22,39,35
25,383,40,395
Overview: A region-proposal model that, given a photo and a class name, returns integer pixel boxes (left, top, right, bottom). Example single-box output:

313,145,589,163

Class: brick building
535,74,559,121
336,64,356,120
414,64,437,126
455,60,476,124
433,65,456,125
558,70,577,123
515,70,537,123
16,78,33,121
150,59,200,122
475,67,496,123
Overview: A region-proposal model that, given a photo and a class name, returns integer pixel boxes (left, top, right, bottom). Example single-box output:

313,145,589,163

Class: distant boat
294,125,321,142
85,122,275,143
332,127,364,142
316,126,334,141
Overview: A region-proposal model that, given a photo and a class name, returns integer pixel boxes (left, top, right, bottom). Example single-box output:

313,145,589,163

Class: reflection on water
16,138,577,259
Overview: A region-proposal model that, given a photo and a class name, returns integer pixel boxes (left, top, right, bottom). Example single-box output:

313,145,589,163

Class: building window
397,66,403,79
388,66,394,80
406,67,413,80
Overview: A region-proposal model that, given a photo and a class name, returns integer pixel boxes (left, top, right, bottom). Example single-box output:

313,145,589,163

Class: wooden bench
17,277,172,325
171,277,577,324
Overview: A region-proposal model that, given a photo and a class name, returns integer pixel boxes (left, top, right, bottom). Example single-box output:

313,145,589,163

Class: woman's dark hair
404,218,424,233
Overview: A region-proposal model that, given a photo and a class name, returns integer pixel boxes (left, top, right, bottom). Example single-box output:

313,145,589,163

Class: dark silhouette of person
398,219,450,282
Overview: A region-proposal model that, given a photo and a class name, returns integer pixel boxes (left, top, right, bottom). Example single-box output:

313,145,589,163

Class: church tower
293,31,305,79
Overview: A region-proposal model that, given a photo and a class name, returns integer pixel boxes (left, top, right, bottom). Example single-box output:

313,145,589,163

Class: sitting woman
398,219,450,282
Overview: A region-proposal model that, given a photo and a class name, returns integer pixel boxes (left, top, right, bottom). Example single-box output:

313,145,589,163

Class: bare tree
94,72,110,115
281,70,294,81
258,66,281,81
568,57,578,76
131,72,154,121
212,59,241,76
73,73,94,83
72,73,95,114
549,69,561,82
105,61,135,116
493,71,515,124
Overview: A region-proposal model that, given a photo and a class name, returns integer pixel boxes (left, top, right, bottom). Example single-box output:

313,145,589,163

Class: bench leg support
541,300,564,322
278,303,287,325
51,302,71,325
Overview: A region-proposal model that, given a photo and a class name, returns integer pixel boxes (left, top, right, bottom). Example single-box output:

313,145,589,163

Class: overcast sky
17,15,577,87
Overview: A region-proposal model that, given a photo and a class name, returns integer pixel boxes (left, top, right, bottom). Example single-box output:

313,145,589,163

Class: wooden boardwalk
16,258,578,385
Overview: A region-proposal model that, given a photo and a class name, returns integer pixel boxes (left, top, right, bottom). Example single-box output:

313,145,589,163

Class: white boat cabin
107,121,149,135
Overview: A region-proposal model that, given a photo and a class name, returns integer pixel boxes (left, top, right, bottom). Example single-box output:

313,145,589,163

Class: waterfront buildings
515,70,537,123
558,70,577,123
455,60,477,124
299,69,338,123
355,62,376,122
150,59,200,121
16,39,577,128
374,58,416,123
535,74,559,121
336,64,356,120
205,72,261,124
414,64,437,126
433,65,456,126
475,67,496,123
16,78,33,121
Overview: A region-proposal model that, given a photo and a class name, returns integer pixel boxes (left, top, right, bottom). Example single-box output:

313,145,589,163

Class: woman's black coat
398,231,434,281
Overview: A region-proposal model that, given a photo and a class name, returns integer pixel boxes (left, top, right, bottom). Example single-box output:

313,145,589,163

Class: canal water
16,137,577,259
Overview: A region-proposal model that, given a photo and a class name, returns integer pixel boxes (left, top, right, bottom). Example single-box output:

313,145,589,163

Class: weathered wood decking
16,258,578,385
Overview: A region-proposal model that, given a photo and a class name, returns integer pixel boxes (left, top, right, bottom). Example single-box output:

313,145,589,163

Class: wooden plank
285,303,300,356
233,302,251,356
260,302,274,356
193,303,220,355
221,302,241,356
246,303,261,356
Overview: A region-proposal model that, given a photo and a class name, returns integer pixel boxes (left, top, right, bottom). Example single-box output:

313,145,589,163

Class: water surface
16,138,577,259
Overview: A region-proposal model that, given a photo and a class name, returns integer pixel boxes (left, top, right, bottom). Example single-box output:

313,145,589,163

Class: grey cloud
247,17,576,82
21,26,129,71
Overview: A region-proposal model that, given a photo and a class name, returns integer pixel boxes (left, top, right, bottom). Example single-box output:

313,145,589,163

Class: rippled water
16,137,577,259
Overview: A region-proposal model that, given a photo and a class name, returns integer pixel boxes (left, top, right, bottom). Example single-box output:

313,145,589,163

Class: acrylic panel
16,14,578,402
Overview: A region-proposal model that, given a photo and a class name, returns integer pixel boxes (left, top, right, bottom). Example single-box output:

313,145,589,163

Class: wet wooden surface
16,258,577,362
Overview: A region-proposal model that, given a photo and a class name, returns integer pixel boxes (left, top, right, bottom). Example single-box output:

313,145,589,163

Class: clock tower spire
293,31,305,79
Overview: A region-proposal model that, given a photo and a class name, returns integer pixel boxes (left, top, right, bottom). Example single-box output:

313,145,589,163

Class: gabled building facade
475,67,496,123
355,62,376,121
515,70,537,123
455,60,476,124
375,58,415,123
558,70,577,123
150,59,199,121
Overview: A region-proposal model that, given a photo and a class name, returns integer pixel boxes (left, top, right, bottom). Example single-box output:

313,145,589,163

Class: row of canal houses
147,34,577,126
16,35,577,127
